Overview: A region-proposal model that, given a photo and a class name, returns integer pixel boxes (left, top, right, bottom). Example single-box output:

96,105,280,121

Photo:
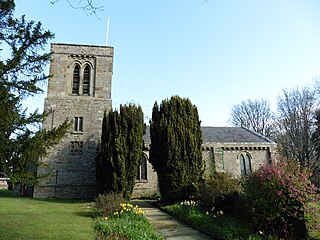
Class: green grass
94,213,164,240
0,189,95,240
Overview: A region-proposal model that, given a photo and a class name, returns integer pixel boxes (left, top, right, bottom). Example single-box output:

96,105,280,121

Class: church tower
34,43,113,199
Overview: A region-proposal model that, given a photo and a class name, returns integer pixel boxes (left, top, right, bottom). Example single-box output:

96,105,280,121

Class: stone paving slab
132,200,213,240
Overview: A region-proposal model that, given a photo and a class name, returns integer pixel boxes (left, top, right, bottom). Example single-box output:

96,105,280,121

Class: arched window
83,64,90,95
137,154,147,181
245,154,252,174
240,153,252,175
72,64,80,95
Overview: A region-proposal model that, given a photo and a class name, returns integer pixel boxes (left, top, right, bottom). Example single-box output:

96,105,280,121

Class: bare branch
229,98,275,138
51,0,103,18
276,86,318,170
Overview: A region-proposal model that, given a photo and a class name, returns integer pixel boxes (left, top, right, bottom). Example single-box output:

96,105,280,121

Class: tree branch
51,0,103,18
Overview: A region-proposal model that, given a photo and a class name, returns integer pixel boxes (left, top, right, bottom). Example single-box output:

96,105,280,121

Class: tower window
74,117,83,132
83,65,90,95
240,153,252,176
72,64,80,95
137,154,148,181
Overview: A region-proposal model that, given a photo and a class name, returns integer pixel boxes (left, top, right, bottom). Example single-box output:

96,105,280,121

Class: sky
13,0,320,126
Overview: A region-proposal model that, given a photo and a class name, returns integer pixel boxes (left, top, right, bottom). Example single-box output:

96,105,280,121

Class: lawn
0,189,95,240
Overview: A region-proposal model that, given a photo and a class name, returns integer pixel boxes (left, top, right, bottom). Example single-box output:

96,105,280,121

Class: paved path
132,200,213,240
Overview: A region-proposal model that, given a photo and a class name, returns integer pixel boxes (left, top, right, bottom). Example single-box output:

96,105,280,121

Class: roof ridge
240,126,275,144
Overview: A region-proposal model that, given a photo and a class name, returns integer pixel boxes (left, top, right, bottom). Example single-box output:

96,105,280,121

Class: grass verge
0,189,94,240
162,201,260,240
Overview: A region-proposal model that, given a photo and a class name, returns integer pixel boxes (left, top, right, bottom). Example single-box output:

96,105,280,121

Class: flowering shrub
196,172,241,213
93,193,127,217
243,161,320,238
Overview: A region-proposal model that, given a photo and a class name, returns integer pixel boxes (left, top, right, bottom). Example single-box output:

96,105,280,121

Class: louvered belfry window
72,64,80,95
83,65,90,95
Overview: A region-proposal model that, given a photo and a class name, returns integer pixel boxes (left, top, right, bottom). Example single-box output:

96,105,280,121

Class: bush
243,161,320,239
196,172,241,214
93,193,127,217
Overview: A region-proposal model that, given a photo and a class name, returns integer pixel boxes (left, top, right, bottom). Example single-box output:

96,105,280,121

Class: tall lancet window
137,154,148,181
72,64,80,95
83,64,90,95
240,153,252,176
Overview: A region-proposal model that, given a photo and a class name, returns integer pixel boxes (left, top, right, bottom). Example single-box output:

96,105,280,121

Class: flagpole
106,16,110,46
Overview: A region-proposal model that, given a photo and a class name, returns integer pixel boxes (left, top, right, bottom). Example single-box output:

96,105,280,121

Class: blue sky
14,0,320,126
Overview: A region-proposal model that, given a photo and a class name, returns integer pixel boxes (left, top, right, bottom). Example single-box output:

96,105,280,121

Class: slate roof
143,126,275,144
201,127,274,143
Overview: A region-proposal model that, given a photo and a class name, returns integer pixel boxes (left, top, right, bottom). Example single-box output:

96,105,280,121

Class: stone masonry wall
202,143,277,176
132,150,158,198
34,44,113,199
131,142,277,198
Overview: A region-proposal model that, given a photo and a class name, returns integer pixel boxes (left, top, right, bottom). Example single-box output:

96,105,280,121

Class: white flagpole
106,17,110,46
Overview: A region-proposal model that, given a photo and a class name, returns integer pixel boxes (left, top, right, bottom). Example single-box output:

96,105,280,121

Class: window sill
136,180,148,183
71,131,84,135
70,94,91,97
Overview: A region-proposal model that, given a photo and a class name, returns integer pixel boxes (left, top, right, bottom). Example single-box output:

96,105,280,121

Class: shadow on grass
34,197,91,204
0,189,17,198
74,211,93,218
0,189,93,205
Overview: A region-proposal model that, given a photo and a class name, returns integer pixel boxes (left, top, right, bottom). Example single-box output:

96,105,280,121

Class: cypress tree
150,95,203,201
96,104,145,199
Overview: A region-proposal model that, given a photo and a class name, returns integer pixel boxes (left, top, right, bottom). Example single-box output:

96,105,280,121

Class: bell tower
34,43,113,199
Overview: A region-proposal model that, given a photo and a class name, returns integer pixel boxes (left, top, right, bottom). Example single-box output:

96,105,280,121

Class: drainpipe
54,170,58,198
50,107,55,130
221,148,225,171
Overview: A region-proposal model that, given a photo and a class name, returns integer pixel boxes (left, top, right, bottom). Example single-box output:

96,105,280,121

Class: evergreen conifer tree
0,1,70,188
149,95,203,201
96,104,145,199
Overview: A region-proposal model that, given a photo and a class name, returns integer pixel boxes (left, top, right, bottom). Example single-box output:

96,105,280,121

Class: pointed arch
240,154,245,175
83,64,91,95
72,64,80,95
245,153,252,174
239,152,252,175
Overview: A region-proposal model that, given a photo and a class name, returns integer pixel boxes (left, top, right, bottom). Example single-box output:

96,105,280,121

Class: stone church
33,43,276,199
